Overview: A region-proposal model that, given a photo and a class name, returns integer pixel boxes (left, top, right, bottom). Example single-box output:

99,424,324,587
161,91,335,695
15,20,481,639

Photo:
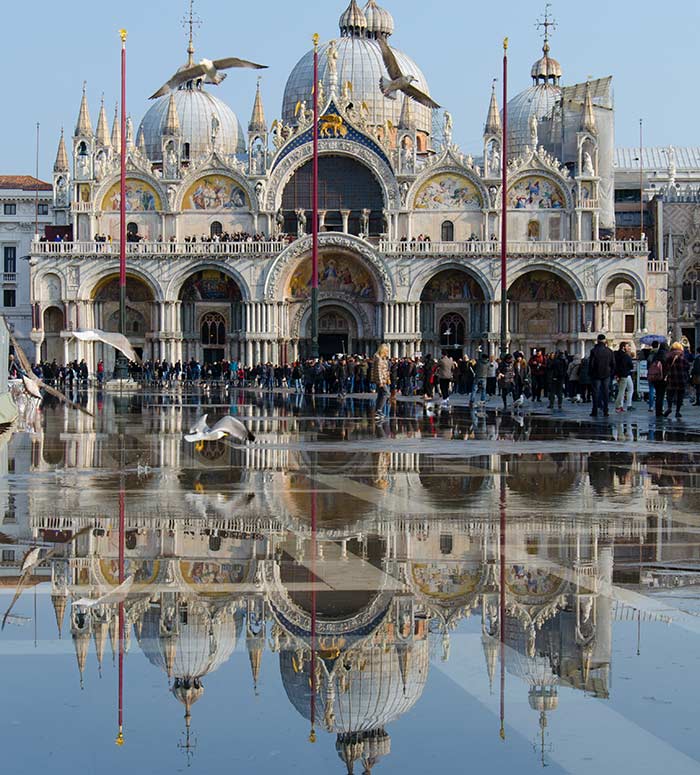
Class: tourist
567,356,581,401
646,341,660,411
691,347,700,406
664,342,689,418
588,334,615,418
528,349,546,401
547,350,567,411
614,342,635,413
437,352,456,404
649,342,668,417
471,353,489,406
371,344,390,420
497,353,516,411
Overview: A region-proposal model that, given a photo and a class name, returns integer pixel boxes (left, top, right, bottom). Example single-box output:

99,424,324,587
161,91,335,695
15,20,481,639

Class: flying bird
2,526,93,630
72,329,141,364
150,57,267,99
184,413,255,445
6,326,93,417
377,37,440,109
74,576,134,609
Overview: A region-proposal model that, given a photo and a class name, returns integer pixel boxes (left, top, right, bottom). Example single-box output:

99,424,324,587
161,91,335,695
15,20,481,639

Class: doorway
203,348,225,364
319,334,348,357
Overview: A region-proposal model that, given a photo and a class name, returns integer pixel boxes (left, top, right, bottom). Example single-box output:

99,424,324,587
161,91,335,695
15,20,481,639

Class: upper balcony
31,237,649,260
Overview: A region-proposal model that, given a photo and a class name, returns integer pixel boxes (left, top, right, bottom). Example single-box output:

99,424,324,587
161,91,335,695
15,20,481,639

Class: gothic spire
137,125,147,156
164,93,181,136
53,129,69,173
74,83,93,137
96,97,111,147
484,81,502,136
51,592,68,636
111,104,121,149
248,79,267,134
581,81,597,135
398,94,414,130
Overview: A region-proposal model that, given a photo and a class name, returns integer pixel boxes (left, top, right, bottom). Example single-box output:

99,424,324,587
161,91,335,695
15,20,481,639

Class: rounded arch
90,272,158,303
596,270,645,301
266,142,400,213
176,170,253,212
409,261,493,303
408,160,490,212
507,170,573,211
166,263,251,303
499,262,584,301
78,265,164,303
412,171,484,211
43,305,64,333
265,233,393,302
95,173,167,213
292,298,369,341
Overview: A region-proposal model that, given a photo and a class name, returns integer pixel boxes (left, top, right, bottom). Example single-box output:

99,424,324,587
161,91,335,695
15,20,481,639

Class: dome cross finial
536,3,557,54
182,0,202,67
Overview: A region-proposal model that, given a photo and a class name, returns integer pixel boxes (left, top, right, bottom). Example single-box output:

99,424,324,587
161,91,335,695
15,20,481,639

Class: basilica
29,0,664,371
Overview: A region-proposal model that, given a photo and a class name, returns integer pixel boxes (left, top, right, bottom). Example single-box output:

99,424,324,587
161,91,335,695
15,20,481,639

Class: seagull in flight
150,57,267,99
377,37,440,109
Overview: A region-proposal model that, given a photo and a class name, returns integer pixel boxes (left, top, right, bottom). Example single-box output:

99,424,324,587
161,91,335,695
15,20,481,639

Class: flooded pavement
1,388,699,774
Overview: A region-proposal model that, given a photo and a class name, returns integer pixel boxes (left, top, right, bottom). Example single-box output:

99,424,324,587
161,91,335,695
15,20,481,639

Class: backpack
647,359,664,384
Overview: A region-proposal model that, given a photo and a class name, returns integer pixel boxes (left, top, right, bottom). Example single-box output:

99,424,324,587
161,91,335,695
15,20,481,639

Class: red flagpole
500,38,509,359
499,468,507,741
119,31,127,338
310,33,320,360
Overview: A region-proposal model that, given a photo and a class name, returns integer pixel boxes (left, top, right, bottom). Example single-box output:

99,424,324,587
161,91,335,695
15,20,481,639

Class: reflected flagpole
116,488,126,746
310,33,320,360
499,464,507,741
309,486,318,744
500,38,509,359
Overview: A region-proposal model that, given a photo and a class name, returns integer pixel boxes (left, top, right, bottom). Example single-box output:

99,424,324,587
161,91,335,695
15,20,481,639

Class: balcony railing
379,239,648,256
32,240,287,257
2,273,16,283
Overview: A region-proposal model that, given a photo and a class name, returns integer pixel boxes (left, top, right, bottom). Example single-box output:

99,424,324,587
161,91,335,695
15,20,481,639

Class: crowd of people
11,335,700,421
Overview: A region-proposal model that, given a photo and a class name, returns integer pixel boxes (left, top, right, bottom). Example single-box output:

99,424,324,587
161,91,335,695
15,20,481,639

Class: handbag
647,360,664,384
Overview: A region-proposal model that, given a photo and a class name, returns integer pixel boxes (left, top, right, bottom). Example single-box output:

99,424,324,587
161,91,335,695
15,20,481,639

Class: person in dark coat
547,351,568,410
588,334,615,417
664,342,690,418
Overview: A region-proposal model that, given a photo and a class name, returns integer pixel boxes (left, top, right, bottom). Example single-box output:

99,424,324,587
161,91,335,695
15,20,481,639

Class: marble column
341,210,351,234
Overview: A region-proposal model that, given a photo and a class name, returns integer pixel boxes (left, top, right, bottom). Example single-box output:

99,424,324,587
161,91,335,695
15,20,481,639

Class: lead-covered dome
282,2,433,136
138,86,246,163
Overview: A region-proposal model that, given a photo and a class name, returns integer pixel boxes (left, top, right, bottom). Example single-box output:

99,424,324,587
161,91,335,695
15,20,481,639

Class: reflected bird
184,414,256,445
74,576,134,609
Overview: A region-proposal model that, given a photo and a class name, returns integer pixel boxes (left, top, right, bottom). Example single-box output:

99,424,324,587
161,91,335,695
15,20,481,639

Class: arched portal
508,271,577,354
286,250,379,358
420,269,487,357
281,155,385,236
179,270,243,363
42,306,64,363
604,277,639,341
92,275,156,368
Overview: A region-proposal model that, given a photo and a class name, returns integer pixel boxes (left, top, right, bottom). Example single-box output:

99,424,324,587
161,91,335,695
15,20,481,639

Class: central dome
282,2,433,137
139,86,246,163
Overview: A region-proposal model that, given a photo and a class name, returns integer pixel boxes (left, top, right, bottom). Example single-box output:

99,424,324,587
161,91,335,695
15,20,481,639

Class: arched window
201,312,226,346
210,221,223,238
182,142,191,161
527,220,541,240
441,221,454,242
77,142,88,157
127,222,139,237
440,313,466,348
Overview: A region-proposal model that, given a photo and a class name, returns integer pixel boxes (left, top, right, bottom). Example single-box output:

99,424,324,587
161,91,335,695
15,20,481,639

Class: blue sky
3,0,697,179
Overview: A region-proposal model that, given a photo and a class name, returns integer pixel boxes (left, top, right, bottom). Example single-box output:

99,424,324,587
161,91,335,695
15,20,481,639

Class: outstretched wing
149,64,207,99
7,327,92,417
402,84,441,110
72,330,141,364
212,415,255,443
74,576,134,609
377,36,402,79
1,525,93,630
213,57,267,70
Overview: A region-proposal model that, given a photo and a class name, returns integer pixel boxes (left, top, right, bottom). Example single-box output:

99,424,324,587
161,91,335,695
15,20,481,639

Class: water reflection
2,393,699,772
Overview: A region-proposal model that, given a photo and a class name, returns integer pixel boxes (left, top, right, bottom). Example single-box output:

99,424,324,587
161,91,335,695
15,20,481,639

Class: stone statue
295,208,307,237
583,151,595,177
316,80,325,109
341,80,352,106
211,113,220,148
529,113,538,148
272,120,284,149
443,111,453,146
275,207,285,234
254,181,265,210
56,176,68,207
400,181,410,206
327,39,338,85
165,143,178,178
360,208,371,235
94,151,106,181
489,144,500,176
382,209,390,235
77,154,90,178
